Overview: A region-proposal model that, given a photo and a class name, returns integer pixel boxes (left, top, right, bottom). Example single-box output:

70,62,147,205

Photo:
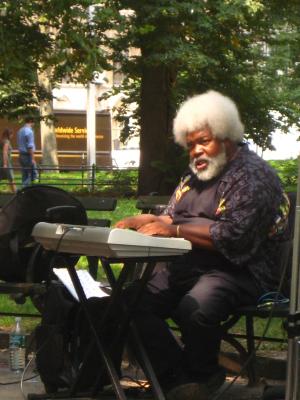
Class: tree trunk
38,71,59,168
37,22,58,168
138,64,176,195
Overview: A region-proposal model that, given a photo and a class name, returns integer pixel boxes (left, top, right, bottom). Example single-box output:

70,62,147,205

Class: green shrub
269,159,298,192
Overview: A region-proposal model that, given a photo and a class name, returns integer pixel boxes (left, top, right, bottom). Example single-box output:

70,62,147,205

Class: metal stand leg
129,323,165,400
86,255,98,279
66,264,127,400
101,259,166,400
245,315,258,385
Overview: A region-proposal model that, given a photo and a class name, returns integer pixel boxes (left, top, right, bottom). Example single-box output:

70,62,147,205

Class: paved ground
0,347,286,400
0,348,44,400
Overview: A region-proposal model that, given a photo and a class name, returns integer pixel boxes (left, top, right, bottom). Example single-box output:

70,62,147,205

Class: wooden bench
0,193,117,215
136,195,170,215
75,195,117,224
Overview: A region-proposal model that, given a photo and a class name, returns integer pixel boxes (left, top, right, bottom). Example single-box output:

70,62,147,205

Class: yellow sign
55,126,104,140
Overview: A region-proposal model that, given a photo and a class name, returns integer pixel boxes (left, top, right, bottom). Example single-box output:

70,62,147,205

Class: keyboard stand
28,255,179,400
100,258,166,400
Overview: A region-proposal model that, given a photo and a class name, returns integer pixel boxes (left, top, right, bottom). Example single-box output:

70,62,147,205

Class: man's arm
25,129,35,161
137,220,215,250
28,147,35,162
175,223,214,249
2,142,9,167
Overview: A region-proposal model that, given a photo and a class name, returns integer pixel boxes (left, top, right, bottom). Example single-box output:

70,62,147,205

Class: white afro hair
173,90,244,147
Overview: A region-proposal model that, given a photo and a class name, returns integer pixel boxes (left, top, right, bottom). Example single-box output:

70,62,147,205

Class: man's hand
137,221,176,237
115,214,158,230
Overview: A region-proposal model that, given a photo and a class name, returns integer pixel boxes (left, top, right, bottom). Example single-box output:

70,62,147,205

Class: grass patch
86,198,139,226
225,316,287,353
0,295,40,333
0,169,139,196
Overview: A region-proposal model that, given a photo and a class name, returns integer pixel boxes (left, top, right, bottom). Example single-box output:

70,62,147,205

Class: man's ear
223,139,238,158
223,138,231,146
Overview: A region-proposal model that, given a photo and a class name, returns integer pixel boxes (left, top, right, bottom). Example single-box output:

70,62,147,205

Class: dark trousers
19,153,37,187
128,260,263,386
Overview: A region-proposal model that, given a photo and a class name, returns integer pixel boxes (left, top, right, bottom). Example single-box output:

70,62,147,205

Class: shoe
166,382,209,400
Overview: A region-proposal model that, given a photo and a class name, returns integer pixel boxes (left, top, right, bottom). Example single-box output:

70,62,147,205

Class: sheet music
53,268,109,302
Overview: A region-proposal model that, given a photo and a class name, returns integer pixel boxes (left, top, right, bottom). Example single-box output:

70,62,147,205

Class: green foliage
94,169,138,196
1,0,300,193
99,0,300,193
107,0,300,148
0,0,114,118
269,158,298,192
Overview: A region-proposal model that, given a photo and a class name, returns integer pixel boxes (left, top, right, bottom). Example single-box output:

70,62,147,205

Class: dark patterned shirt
163,144,289,292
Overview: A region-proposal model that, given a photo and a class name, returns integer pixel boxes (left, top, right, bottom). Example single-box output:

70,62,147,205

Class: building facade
0,69,140,168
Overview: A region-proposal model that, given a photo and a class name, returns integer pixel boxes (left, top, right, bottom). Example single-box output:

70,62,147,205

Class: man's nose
193,143,204,155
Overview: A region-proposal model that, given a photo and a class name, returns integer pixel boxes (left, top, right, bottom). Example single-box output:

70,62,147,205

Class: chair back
279,192,296,296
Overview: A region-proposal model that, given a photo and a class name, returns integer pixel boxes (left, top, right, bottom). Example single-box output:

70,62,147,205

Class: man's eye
187,139,210,149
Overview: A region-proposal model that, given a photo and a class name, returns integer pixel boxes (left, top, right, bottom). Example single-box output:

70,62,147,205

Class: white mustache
192,156,210,164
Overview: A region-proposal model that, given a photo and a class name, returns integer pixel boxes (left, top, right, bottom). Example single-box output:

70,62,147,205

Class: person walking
0,128,17,193
17,117,38,187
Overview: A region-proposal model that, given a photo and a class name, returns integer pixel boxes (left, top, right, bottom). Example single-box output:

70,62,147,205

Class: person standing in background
17,117,37,187
0,128,17,193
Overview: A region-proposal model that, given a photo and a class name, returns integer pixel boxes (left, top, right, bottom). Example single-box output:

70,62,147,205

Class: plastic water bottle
9,317,26,372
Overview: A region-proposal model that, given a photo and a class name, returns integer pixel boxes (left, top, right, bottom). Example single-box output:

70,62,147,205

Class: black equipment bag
0,185,87,282
35,282,122,394
35,283,77,393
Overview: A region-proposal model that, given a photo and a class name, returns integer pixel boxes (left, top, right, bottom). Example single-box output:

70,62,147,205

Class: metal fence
0,164,138,194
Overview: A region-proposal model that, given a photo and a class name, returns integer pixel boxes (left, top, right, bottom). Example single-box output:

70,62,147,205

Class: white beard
189,146,227,181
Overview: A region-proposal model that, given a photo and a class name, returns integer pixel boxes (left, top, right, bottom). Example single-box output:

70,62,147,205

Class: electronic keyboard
32,222,192,258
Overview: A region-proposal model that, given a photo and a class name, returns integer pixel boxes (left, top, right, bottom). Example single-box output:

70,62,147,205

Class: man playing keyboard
116,90,289,400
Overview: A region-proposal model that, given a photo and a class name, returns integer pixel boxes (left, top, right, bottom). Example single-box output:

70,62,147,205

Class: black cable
0,373,39,385
54,225,76,254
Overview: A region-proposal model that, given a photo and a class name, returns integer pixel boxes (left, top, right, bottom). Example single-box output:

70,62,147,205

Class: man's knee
175,294,223,329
